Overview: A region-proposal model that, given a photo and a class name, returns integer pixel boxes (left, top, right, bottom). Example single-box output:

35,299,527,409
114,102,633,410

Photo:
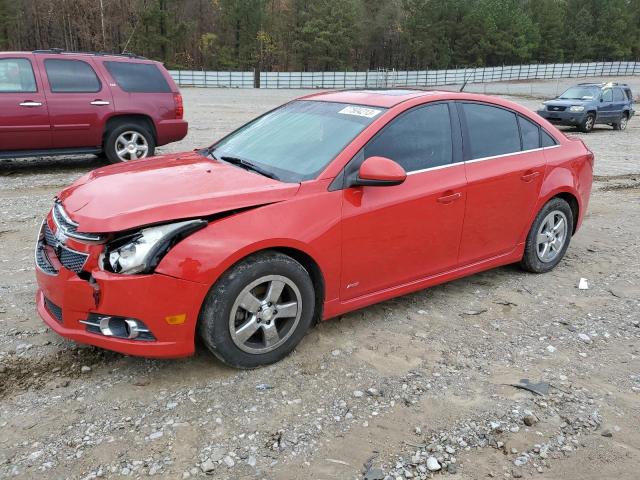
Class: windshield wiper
220,155,280,181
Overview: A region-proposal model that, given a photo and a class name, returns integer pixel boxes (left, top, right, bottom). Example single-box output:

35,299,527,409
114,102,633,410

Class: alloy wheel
229,275,302,354
620,116,628,130
536,210,568,263
584,115,594,131
115,131,149,161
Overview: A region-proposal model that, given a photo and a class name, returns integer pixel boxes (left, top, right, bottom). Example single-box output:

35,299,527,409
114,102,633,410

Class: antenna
459,70,473,92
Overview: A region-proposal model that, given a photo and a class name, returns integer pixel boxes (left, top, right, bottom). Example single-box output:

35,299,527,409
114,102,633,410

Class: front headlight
101,219,207,274
540,103,547,111
569,105,585,112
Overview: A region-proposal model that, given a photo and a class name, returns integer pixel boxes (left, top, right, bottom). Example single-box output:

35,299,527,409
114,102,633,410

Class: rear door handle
19,101,43,107
521,171,541,182
437,192,462,204
90,100,110,106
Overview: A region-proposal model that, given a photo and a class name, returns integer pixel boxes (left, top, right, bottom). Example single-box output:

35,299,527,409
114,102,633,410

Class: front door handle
19,101,43,107
90,100,110,106
437,192,462,204
521,171,541,182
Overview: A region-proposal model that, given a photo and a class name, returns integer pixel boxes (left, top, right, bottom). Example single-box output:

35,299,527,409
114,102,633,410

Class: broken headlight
101,219,206,274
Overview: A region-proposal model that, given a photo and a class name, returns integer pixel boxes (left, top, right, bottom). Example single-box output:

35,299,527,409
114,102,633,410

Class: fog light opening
81,315,155,341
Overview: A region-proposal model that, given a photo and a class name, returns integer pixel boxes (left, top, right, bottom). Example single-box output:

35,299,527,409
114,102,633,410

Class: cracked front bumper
36,266,209,358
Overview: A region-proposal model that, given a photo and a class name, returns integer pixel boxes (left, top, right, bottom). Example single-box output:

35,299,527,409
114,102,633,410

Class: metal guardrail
169,61,640,89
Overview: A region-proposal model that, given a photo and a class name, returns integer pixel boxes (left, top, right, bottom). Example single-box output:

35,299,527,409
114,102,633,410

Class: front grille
43,223,57,246
547,105,566,112
35,244,58,274
44,297,63,323
59,247,88,273
36,221,89,274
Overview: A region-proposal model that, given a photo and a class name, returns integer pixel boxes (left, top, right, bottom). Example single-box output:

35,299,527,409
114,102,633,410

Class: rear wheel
104,123,155,163
520,198,574,273
578,113,595,133
613,112,629,131
198,251,316,368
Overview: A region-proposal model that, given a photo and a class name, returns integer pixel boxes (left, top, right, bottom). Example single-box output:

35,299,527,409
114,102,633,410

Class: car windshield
558,86,600,100
208,100,385,182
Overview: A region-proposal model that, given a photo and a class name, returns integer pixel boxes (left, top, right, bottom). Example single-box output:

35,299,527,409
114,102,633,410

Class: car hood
58,151,300,233
545,98,593,107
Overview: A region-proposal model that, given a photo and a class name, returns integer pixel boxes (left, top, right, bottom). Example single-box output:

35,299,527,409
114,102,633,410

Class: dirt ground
0,78,639,480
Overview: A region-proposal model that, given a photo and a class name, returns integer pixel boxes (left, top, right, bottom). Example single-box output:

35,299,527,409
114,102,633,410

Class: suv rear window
0,58,37,93
104,62,171,93
45,59,101,93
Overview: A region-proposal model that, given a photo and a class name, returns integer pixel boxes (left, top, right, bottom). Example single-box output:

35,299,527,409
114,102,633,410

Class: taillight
173,93,184,119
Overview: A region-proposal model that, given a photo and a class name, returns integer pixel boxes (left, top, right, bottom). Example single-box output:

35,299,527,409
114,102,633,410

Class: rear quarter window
104,61,171,93
541,131,557,147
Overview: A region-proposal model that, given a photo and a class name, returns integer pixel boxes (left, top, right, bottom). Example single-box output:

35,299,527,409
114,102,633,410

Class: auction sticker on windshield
338,105,382,118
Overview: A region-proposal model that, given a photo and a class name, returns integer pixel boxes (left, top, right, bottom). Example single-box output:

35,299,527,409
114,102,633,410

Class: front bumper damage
35,213,209,358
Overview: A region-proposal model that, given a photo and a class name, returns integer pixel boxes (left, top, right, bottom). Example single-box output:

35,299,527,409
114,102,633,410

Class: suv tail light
173,93,184,119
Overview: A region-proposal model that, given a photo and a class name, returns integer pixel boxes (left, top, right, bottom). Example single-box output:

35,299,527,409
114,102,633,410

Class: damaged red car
35,89,593,368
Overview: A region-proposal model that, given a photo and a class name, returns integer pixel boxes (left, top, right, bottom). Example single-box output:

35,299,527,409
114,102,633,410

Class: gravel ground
0,78,639,479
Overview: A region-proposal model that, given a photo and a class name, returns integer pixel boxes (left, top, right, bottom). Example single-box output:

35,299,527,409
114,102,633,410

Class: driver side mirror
351,156,407,187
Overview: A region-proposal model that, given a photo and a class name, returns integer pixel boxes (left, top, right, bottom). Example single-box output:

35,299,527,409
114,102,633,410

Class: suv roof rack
577,82,628,87
32,48,146,60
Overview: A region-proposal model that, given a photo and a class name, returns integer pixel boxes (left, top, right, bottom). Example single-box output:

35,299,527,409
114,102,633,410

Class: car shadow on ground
0,155,109,175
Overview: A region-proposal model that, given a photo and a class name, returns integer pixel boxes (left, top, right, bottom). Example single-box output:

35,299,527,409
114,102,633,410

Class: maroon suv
0,49,187,163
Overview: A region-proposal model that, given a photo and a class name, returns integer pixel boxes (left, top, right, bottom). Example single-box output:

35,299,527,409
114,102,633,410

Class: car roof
301,89,469,108
300,88,540,109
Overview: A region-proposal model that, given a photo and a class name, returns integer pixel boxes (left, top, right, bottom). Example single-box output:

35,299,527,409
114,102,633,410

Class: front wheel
520,198,574,273
198,251,316,368
578,113,595,133
104,123,156,163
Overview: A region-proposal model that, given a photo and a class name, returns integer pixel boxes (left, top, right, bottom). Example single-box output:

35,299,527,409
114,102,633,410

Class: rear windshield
104,61,171,93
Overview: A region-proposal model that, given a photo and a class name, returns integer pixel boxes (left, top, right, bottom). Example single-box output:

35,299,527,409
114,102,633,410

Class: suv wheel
104,123,156,163
198,251,316,368
613,113,629,131
520,198,574,274
578,113,595,133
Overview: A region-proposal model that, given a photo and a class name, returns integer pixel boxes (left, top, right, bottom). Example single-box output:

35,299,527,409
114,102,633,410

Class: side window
0,58,37,93
44,59,101,93
518,115,540,151
541,131,557,147
363,103,453,172
624,89,633,101
613,88,625,102
601,88,613,102
462,103,520,159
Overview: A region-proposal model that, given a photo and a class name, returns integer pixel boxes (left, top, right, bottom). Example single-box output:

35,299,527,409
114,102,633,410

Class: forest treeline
1,0,639,71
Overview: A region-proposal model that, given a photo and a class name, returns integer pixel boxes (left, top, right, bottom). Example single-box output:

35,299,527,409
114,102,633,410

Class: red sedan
35,89,594,367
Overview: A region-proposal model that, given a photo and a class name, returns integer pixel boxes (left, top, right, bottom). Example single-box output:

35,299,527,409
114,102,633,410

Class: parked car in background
35,90,593,368
0,49,187,163
537,82,634,133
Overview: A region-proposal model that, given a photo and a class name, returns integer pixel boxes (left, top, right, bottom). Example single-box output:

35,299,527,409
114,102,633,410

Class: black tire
578,113,595,133
103,122,155,164
198,251,316,368
520,197,574,274
613,112,629,131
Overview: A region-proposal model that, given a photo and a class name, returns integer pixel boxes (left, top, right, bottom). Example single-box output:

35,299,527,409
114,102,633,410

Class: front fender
155,183,343,303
